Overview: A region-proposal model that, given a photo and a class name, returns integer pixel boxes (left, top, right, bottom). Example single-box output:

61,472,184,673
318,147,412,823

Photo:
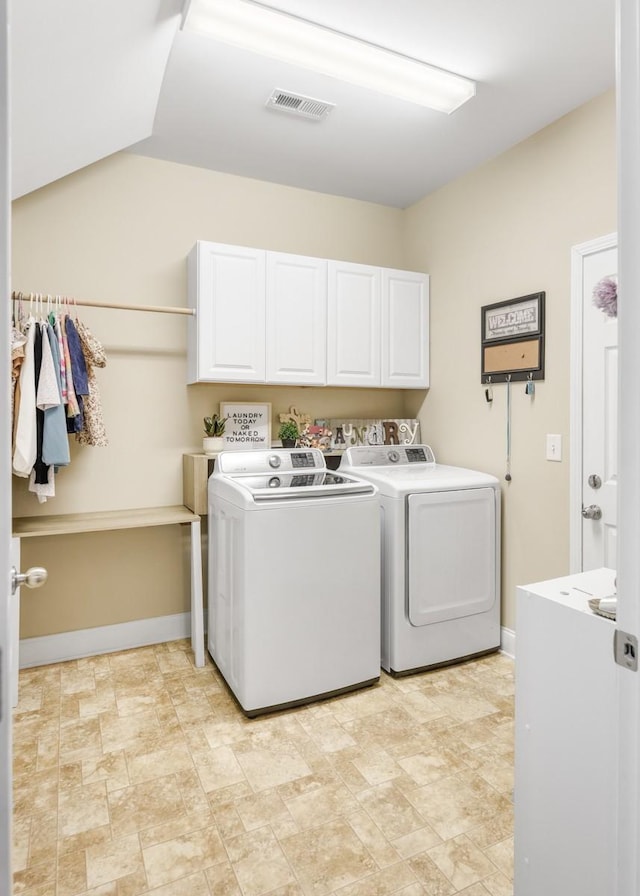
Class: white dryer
340,445,501,674
208,448,380,716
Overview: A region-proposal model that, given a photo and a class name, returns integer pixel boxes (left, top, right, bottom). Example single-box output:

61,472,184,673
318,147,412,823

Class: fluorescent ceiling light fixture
182,0,476,114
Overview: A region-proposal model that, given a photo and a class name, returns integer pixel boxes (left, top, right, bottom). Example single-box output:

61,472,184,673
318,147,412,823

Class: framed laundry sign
481,292,545,383
220,402,272,450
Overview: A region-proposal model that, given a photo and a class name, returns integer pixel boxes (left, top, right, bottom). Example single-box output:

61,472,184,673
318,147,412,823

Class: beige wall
13,89,616,641
12,156,409,637
403,90,616,630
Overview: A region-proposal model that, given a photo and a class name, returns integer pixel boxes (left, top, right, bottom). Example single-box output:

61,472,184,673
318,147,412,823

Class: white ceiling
11,0,616,208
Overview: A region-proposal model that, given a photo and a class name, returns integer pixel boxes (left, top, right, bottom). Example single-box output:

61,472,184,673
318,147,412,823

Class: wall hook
525,372,535,396
485,376,493,403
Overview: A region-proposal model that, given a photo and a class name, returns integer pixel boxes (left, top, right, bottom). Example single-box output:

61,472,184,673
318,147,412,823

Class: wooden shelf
12,505,199,538
11,504,205,668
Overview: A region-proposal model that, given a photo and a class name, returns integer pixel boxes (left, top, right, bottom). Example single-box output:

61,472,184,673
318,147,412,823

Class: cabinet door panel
327,261,381,386
188,242,265,383
266,253,327,385
382,269,429,388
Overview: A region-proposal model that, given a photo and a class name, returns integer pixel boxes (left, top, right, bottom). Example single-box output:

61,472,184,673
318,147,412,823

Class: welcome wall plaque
481,292,545,384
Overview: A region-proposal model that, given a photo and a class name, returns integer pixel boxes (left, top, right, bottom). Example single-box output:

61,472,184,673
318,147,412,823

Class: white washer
340,445,501,674
208,447,381,716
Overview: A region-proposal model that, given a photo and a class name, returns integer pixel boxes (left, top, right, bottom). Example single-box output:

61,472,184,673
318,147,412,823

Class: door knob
581,504,603,521
11,566,48,596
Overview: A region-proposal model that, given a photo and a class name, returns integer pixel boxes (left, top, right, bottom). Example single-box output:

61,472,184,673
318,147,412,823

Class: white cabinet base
514,568,617,896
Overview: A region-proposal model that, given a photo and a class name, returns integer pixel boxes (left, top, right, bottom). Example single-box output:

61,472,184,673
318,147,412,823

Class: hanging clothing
12,318,37,478
61,316,82,431
42,323,70,467
32,324,50,487
75,318,108,447
28,464,56,504
54,315,67,402
11,296,108,502
11,326,27,420
65,315,89,395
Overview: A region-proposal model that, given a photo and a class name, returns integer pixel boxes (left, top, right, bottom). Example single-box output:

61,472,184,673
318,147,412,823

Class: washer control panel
216,447,326,475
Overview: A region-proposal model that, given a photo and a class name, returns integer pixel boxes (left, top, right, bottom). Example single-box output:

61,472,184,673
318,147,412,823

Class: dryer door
407,487,497,626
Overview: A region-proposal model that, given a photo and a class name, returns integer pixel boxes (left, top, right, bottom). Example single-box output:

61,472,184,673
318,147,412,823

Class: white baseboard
19,616,516,670
500,626,516,659
19,612,192,669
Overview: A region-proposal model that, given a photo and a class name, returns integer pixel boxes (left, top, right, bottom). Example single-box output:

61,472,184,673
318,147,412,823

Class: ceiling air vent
266,90,335,121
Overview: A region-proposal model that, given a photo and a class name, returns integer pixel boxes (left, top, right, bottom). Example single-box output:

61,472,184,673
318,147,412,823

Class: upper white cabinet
328,261,429,388
187,242,265,384
188,241,429,389
266,252,327,386
327,261,381,387
382,268,430,388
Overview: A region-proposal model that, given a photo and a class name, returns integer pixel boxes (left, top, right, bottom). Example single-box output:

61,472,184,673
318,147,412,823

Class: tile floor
12,642,514,896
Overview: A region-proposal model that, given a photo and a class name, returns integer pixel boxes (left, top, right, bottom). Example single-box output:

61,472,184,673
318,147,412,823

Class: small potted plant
203,413,228,455
278,420,299,448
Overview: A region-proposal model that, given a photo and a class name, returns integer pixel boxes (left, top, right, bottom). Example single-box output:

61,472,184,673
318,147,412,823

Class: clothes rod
12,293,195,316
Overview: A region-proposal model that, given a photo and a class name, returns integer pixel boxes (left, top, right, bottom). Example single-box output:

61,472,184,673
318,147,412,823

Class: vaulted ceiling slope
10,0,183,199
12,0,615,208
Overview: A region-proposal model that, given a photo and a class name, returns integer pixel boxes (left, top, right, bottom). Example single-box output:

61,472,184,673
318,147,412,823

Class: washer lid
219,469,376,501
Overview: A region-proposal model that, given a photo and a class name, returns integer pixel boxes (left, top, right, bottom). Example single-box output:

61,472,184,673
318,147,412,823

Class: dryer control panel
341,445,436,467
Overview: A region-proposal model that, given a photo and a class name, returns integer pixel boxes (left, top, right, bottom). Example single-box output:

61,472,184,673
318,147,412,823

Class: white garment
12,318,37,477
28,464,55,503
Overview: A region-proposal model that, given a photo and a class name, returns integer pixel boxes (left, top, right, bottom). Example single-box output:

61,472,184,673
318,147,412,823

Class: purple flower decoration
593,276,618,318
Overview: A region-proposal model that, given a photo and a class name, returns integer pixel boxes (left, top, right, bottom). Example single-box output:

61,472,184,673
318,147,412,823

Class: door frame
569,231,617,574
616,0,640,891
0,0,12,892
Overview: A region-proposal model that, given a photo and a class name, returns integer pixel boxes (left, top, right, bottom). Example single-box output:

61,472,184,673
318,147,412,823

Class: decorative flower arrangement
299,424,333,452
592,276,618,318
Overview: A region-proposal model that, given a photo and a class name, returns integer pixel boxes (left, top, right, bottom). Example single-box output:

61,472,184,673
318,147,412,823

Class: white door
381,269,430,388
570,233,618,572
327,261,381,386
266,251,327,385
1,0,12,890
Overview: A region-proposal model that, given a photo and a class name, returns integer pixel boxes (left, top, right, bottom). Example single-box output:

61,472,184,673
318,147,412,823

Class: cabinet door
382,269,429,388
266,252,327,385
327,261,381,386
187,242,265,383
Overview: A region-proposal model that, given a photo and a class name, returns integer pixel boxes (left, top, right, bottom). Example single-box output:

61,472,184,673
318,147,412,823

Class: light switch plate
546,433,562,461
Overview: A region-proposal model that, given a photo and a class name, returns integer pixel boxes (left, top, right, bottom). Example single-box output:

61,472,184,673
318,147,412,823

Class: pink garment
55,317,67,401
